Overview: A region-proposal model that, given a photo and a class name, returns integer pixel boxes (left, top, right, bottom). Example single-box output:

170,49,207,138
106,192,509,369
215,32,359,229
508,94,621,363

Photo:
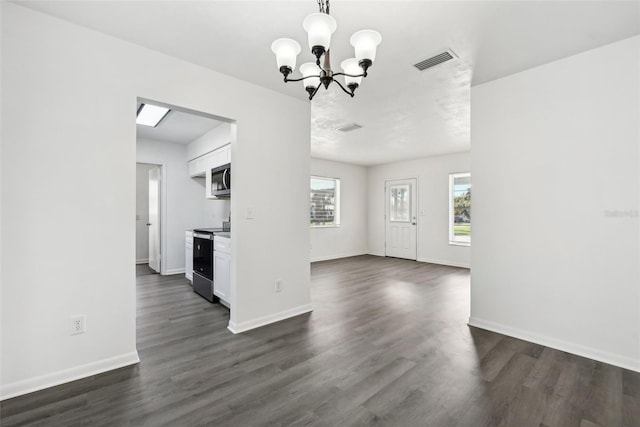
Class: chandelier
271,0,382,100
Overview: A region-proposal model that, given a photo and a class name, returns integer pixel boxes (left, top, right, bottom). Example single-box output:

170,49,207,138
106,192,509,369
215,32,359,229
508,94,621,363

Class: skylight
136,104,170,127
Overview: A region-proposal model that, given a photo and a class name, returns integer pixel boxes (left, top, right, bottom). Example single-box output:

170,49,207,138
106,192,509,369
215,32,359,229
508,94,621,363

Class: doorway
136,163,162,273
385,178,417,260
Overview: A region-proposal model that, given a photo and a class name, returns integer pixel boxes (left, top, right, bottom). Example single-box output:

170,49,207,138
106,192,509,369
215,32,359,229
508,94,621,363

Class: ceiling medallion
271,0,382,100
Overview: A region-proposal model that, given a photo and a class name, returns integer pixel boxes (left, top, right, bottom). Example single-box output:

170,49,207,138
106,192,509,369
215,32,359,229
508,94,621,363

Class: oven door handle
193,233,213,240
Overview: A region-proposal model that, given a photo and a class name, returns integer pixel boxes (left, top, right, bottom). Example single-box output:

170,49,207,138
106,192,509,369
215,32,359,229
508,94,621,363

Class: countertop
214,231,231,239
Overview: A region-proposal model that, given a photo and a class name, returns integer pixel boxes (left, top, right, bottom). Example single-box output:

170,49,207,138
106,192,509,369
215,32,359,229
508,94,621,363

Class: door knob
146,223,152,226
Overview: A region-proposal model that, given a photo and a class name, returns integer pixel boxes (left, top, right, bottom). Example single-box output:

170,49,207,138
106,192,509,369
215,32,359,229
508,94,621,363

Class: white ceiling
136,102,223,145
16,1,640,165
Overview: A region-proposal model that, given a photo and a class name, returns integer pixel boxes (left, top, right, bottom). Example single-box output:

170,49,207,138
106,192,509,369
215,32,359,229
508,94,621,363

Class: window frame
310,175,341,228
449,172,471,246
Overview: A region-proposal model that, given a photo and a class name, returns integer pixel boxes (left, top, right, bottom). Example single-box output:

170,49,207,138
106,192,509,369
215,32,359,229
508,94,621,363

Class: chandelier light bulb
271,38,301,71
350,30,382,64
302,13,337,53
341,58,363,87
299,63,321,90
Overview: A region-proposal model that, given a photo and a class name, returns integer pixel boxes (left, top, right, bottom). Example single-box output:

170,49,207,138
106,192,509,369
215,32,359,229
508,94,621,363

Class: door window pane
390,184,410,222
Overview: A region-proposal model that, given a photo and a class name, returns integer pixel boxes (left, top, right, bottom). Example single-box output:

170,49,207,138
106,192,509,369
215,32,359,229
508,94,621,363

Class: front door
385,178,417,260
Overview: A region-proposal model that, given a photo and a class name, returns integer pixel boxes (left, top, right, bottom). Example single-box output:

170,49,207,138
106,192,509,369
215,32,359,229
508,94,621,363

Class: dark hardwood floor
2,256,639,426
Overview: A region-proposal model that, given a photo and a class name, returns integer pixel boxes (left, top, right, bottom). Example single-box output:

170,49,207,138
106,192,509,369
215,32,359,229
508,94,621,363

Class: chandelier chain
317,0,330,15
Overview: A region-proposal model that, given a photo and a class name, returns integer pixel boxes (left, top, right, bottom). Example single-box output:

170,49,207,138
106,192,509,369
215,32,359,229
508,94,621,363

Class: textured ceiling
15,1,640,165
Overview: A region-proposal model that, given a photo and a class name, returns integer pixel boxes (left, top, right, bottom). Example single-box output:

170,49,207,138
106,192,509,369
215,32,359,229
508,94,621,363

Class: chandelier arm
333,78,355,97
332,72,367,79
308,83,322,100
284,74,322,83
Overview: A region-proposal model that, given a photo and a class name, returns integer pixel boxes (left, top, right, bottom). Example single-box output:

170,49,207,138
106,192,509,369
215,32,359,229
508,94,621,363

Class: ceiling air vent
336,123,363,132
413,49,457,71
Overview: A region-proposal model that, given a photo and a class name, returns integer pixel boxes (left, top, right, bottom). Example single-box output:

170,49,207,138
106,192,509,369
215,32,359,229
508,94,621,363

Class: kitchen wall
310,158,368,262
135,163,155,263
136,138,207,274
202,197,231,230
367,152,471,268
1,2,311,399
470,36,639,371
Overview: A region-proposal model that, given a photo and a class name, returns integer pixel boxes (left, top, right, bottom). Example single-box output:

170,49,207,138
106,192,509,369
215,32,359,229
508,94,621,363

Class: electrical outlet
70,315,86,335
275,279,283,293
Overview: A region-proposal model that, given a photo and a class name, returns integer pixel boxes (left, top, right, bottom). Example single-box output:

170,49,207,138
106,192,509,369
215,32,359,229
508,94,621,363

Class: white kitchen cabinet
213,236,231,307
219,145,231,165
188,151,217,178
185,231,193,282
188,158,202,177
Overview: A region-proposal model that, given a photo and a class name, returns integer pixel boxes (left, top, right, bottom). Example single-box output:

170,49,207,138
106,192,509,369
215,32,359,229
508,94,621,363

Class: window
449,172,471,245
310,176,340,227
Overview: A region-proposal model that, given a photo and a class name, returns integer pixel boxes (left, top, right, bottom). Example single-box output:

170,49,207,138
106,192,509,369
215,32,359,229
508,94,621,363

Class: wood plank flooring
2,255,639,426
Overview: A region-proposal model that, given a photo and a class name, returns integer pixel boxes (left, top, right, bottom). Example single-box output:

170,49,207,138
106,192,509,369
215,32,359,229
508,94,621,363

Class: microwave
211,163,231,198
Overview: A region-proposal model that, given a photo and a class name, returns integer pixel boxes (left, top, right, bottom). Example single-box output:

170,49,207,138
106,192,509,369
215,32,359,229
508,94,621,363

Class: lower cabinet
213,236,231,307
185,231,193,282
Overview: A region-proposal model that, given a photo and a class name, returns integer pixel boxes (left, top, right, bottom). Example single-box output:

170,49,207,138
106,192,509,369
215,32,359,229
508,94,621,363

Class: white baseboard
0,351,140,401
311,251,368,262
136,259,149,264
228,304,313,334
468,316,640,373
419,257,470,269
164,268,185,275
364,253,470,269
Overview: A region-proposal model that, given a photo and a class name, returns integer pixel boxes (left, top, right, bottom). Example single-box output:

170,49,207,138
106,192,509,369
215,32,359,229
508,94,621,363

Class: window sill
449,241,470,247
311,225,341,229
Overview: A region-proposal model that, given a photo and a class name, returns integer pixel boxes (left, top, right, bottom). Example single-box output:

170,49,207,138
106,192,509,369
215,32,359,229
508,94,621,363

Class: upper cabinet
220,145,231,165
189,143,231,199
188,144,230,179
188,151,216,178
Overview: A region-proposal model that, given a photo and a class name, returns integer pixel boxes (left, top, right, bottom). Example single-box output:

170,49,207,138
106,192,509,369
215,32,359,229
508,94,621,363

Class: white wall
367,152,471,268
202,197,231,229
1,3,311,399
135,163,155,263
310,158,368,262
470,36,639,371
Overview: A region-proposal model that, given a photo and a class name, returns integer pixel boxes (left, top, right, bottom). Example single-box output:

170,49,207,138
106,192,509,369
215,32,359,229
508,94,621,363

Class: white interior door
148,166,161,273
385,178,417,260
